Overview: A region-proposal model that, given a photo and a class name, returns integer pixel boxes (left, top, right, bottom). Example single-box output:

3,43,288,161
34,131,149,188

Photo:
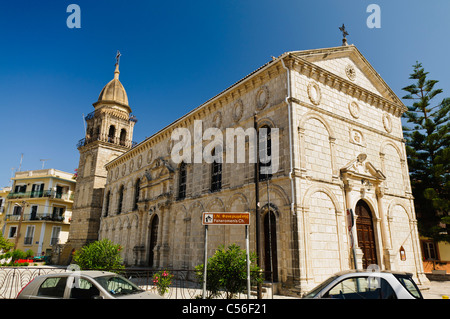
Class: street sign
202,212,250,225
201,212,251,299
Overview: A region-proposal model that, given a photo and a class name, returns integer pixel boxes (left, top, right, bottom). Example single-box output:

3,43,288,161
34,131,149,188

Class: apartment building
2,169,75,257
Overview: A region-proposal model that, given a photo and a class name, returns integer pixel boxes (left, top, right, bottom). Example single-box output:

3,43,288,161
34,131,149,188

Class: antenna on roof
40,159,51,169
10,167,16,187
18,153,23,172
82,113,86,134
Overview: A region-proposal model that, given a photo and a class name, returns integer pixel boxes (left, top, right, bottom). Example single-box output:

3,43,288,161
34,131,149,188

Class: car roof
333,269,413,277
37,270,118,279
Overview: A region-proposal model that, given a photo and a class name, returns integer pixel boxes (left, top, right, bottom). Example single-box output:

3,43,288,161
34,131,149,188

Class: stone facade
71,44,428,294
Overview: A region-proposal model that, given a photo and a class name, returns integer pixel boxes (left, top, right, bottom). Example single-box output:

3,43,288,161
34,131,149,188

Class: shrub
195,244,263,299
11,249,25,262
0,232,13,252
73,239,124,270
152,270,174,296
25,250,34,258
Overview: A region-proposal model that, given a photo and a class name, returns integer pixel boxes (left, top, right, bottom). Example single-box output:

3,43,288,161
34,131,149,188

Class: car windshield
393,274,423,299
94,275,144,296
303,275,339,298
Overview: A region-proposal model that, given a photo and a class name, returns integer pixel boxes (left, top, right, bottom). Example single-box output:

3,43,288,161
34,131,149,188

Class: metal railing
7,190,73,201
77,136,137,149
5,213,66,222
0,267,274,299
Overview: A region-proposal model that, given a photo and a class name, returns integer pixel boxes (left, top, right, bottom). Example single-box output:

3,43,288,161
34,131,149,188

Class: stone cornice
105,58,286,170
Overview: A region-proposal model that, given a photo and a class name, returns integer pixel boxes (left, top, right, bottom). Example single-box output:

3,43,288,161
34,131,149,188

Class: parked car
17,270,163,299
303,270,423,299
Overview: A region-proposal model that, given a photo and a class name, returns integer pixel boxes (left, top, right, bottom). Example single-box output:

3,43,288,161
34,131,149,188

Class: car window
393,274,422,299
325,276,396,299
37,277,68,298
69,278,101,299
303,275,339,298
94,275,143,296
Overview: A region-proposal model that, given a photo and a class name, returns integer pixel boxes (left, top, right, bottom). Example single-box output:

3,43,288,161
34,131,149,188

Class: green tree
73,239,124,270
402,61,450,242
0,232,13,252
195,244,263,299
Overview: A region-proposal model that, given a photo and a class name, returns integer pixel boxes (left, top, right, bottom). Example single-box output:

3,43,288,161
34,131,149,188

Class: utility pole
254,114,262,299
13,201,27,250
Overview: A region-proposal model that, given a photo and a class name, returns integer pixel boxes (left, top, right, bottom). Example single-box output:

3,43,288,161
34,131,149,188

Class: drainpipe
280,55,301,288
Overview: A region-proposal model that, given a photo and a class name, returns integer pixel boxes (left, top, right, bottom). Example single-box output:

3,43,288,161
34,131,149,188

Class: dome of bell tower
94,62,131,113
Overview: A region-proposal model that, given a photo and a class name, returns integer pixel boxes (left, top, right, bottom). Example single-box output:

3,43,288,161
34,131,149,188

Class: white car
303,270,423,299
16,270,163,299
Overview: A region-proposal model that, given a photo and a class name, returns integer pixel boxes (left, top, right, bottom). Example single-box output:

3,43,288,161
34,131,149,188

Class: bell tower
61,53,137,262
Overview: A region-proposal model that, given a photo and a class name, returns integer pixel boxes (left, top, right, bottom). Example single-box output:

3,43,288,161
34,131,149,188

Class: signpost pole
202,225,208,299
245,224,251,299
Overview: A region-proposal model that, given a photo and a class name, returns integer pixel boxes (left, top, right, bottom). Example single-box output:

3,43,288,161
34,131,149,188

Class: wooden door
355,200,378,269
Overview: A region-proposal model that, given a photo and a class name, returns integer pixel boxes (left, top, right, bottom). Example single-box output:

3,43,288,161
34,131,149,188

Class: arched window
178,162,187,200
117,185,124,214
94,126,100,140
120,129,127,146
134,178,140,210
108,125,116,143
210,148,222,192
104,191,110,217
259,125,272,181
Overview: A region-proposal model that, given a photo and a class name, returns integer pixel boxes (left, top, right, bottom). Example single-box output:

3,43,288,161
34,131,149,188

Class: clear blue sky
1,0,449,187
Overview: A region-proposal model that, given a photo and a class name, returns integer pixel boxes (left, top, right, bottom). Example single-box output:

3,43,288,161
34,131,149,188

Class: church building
66,42,428,294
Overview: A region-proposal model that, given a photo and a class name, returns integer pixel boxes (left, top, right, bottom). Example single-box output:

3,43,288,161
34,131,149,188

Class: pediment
340,153,385,181
290,45,403,105
142,157,174,182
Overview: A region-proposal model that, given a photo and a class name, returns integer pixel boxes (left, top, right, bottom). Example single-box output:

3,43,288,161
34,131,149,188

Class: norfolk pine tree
402,62,450,242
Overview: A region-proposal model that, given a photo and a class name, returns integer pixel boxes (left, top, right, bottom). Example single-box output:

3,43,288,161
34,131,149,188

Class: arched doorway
148,215,159,267
355,200,378,268
263,210,278,282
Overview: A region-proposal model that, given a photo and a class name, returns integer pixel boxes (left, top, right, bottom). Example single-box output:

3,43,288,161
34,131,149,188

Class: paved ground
420,280,450,299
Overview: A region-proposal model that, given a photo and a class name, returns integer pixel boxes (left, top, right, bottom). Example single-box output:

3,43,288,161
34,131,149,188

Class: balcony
77,135,137,149
7,190,74,201
5,212,67,223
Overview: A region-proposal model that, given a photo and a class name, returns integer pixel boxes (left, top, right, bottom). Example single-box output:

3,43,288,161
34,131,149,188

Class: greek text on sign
202,212,250,225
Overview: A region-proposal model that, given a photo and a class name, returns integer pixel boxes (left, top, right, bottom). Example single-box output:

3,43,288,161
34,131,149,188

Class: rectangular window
52,206,65,221
12,205,22,216
30,205,38,220
24,226,35,245
14,184,26,193
8,226,17,239
50,226,61,246
422,241,437,260
31,183,44,197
